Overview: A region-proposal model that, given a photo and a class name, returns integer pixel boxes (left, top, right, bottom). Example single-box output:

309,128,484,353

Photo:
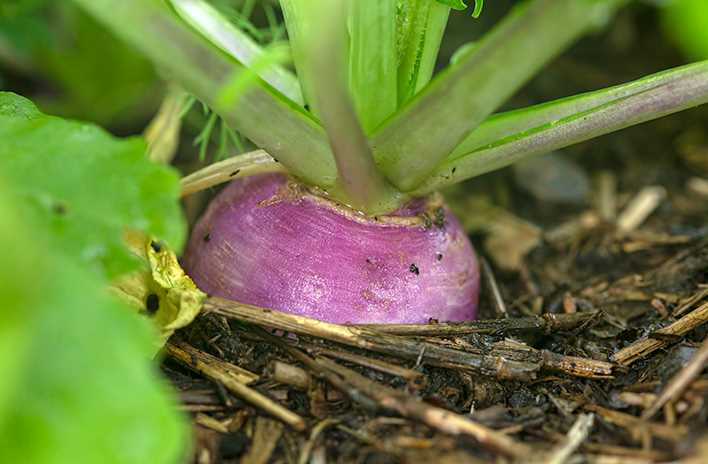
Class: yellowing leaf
114,232,206,349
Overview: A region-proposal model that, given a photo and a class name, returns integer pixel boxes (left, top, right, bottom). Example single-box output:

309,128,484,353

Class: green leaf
281,0,400,213
373,0,626,191
0,3,160,126
169,0,304,105
349,0,398,132
0,186,32,427
72,0,338,190
395,0,450,106
0,92,186,279
413,61,708,194
0,180,189,464
436,0,466,11
661,0,708,61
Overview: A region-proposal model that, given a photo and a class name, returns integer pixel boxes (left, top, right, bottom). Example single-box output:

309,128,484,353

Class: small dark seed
452,167,457,174
145,293,160,313
409,264,420,275
150,241,162,252
229,169,241,177
203,233,211,243
436,253,443,261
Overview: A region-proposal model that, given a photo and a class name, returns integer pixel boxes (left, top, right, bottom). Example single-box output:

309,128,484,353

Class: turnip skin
183,174,479,324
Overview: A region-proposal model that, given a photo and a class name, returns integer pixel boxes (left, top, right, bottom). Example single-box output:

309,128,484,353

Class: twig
262,326,532,460
354,311,599,336
481,257,508,317
298,419,338,464
641,336,708,420
241,417,284,464
312,346,424,382
611,301,708,365
595,171,617,222
195,412,229,434
545,414,594,464
165,341,306,431
616,186,666,233
314,356,532,459
206,297,537,380
583,405,687,442
180,149,285,196
167,341,258,384
255,327,531,459
267,361,311,390
206,297,612,379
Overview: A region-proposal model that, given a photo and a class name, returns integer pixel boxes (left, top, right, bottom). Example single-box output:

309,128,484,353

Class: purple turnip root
183,174,479,324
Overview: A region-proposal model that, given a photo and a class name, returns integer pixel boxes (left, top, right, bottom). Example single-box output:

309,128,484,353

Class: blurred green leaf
0,92,185,279
0,179,189,464
662,0,708,61
436,0,467,11
0,3,159,126
0,185,32,426
0,0,48,18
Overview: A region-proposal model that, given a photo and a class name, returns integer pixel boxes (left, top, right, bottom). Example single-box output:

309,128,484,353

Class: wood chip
616,186,666,233
611,301,708,365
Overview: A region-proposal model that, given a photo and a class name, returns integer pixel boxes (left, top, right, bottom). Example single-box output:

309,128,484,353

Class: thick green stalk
413,61,708,195
297,0,401,213
169,0,303,105
450,61,707,157
72,0,337,188
278,0,320,115
349,0,398,132
373,0,625,191
395,0,450,106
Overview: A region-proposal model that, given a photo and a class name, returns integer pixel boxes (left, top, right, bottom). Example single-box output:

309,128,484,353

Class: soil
165,5,708,463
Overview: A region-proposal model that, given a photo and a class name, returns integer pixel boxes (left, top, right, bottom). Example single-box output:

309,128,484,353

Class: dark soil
166,5,708,463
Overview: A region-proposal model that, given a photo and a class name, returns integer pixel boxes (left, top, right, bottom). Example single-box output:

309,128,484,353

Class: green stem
373,0,625,191
349,0,398,133
395,0,450,106
413,61,708,195
169,0,303,105
278,0,320,115
296,0,401,213
72,0,338,188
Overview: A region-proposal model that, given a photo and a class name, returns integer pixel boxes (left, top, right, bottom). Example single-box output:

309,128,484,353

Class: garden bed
164,6,708,463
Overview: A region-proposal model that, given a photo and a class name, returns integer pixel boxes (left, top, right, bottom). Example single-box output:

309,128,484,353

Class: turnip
183,173,479,323
76,0,708,324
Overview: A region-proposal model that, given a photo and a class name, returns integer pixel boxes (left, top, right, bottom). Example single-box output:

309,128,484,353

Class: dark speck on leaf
452,167,457,174
203,233,211,243
150,241,162,252
229,169,241,177
409,264,420,275
52,202,67,216
436,253,443,261
145,293,159,314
